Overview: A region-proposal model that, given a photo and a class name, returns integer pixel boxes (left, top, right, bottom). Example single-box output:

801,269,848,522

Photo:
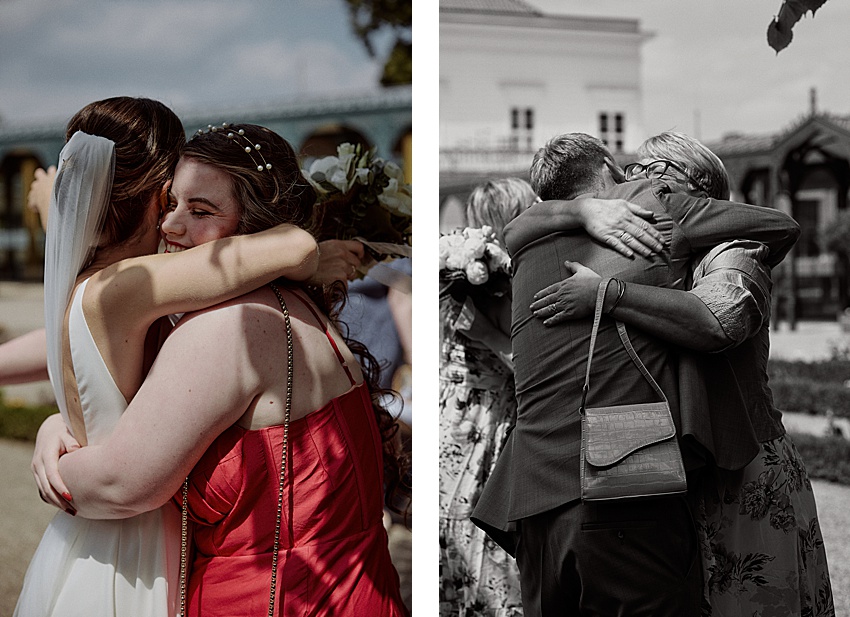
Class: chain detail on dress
179,478,188,617
268,283,293,617
177,284,293,617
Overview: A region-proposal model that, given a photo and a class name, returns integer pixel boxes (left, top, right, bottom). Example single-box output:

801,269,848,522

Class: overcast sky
531,0,850,143
5,1,847,144
0,0,392,128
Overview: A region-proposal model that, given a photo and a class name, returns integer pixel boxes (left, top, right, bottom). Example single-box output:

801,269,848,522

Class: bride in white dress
14,97,320,617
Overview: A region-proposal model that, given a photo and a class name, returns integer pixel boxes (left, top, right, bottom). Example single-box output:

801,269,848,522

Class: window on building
509,107,535,150
599,112,625,153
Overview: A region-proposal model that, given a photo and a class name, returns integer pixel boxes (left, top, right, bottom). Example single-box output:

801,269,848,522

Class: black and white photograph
439,1,848,615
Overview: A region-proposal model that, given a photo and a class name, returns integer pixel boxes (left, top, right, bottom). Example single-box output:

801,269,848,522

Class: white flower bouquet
439,226,511,288
302,143,412,255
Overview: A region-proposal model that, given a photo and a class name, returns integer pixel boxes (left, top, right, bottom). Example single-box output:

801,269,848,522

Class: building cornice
441,10,642,35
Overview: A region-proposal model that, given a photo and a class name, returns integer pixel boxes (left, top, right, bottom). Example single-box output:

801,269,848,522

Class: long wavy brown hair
181,124,405,510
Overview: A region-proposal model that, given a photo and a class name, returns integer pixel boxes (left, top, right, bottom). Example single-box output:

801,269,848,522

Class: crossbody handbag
579,278,687,502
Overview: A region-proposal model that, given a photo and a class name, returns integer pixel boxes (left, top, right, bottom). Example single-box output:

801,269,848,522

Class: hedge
790,432,850,486
769,359,850,419
0,394,58,441
768,358,850,384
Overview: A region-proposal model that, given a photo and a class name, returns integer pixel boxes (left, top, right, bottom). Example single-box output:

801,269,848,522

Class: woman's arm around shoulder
57,294,278,518
90,223,318,332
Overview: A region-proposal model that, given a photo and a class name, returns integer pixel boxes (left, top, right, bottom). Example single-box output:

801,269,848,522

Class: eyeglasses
623,159,710,195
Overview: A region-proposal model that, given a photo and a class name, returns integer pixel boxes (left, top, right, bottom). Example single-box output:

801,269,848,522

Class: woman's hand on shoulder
308,239,365,285
32,413,79,515
576,197,664,258
530,260,602,325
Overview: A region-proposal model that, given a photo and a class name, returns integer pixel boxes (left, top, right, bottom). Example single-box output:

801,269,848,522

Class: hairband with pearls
195,123,272,172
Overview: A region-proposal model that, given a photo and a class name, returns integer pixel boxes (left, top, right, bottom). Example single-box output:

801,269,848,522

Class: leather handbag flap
583,402,675,467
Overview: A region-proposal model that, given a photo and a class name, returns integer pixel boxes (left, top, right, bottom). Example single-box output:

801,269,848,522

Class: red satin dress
181,293,406,616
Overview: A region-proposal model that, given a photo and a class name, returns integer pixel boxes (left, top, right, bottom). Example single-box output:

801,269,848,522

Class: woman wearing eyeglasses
530,131,834,617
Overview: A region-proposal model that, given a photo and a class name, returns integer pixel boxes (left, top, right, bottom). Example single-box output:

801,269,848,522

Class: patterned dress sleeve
689,239,772,349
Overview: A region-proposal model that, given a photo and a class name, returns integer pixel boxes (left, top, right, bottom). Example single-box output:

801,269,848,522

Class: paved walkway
0,437,846,615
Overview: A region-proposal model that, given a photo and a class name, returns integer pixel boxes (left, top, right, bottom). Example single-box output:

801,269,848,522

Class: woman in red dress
42,124,407,616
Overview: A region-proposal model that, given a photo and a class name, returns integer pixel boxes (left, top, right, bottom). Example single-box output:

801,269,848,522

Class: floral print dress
688,240,834,617
439,293,522,617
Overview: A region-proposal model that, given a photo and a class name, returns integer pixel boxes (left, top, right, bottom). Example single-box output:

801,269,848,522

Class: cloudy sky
0,0,393,128
532,0,850,143
5,0,846,143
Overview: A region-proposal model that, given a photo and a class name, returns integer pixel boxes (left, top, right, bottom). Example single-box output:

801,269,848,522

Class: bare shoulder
172,286,280,333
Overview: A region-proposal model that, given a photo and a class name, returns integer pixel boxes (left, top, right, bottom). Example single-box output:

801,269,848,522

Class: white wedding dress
14,279,181,617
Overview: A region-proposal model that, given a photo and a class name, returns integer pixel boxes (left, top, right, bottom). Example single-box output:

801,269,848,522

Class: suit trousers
515,494,701,617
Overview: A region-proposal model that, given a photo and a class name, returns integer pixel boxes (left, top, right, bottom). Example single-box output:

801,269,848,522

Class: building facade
708,113,850,322
439,0,650,227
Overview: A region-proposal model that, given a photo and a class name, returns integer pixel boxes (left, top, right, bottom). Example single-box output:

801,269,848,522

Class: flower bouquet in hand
302,143,412,262
439,226,511,302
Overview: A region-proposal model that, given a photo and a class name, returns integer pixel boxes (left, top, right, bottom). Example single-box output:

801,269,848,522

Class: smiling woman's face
160,157,241,252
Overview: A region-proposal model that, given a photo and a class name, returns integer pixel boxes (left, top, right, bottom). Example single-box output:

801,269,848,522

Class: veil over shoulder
43,131,114,425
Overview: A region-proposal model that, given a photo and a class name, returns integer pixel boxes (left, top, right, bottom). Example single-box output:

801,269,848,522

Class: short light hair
529,133,611,201
637,131,730,200
465,177,537,246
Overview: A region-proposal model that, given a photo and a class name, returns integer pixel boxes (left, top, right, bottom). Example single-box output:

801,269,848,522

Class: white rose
304,156,342,194
461,230,487,259
485,242,511,273
378,177,412,216
465,259,490,285
446,246,475,270
354,167,372,186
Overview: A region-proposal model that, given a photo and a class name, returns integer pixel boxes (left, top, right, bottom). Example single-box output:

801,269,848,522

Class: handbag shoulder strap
581,278,668,413
580,279,610,412
615,321,667,402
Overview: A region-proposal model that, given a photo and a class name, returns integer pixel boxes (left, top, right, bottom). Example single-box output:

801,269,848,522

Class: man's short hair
529,133,611,201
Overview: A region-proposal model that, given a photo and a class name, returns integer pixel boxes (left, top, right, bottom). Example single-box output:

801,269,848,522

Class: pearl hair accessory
196,123,273,172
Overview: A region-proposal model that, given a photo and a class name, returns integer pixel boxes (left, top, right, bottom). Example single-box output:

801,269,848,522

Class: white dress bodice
14,279,181,617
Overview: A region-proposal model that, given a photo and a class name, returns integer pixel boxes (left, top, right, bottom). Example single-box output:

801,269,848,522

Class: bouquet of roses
301,143,412,259
439,226,511,296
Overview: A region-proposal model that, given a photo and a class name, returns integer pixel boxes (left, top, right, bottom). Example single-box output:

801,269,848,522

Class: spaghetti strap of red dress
181,290,406,616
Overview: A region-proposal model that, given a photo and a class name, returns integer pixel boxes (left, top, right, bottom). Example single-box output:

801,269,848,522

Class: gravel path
0,438,57,617
812,479,850,616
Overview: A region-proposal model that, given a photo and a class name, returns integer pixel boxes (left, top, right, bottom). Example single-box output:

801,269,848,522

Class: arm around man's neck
503,199,587,255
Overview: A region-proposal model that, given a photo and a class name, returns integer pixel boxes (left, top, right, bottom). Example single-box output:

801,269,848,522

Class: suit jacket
471,178,800,555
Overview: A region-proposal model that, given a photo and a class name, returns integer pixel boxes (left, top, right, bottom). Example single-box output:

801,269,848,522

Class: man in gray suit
471,133,800,616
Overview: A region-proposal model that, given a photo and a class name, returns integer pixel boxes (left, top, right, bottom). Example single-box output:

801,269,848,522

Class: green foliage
0,393,58,441
381,40,412,87
342,0,411,86
790,432,850,485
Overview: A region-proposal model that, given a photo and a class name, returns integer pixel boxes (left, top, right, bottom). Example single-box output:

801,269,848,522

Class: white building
440,0,651,183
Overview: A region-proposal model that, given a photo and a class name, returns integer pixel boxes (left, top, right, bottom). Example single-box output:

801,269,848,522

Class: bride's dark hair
66,97,185,248
182,124,405,509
